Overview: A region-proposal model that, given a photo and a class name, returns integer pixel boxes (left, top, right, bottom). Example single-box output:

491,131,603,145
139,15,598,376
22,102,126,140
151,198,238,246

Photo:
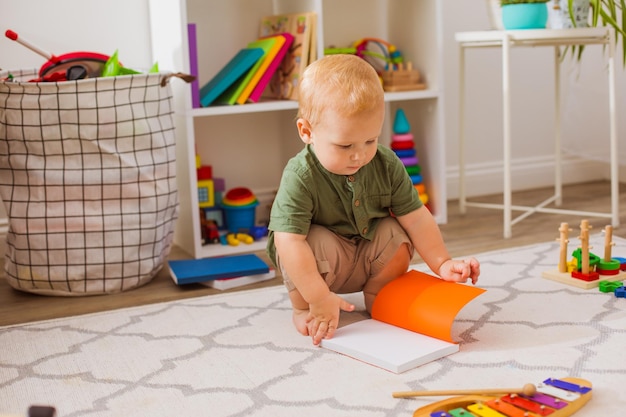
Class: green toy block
599,280,623,293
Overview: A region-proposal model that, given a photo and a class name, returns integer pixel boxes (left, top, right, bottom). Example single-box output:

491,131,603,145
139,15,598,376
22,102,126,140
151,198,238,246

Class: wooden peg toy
543,221,625,289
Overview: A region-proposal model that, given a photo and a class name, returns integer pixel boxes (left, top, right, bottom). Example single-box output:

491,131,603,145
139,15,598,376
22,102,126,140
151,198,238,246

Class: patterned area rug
1,235,625,417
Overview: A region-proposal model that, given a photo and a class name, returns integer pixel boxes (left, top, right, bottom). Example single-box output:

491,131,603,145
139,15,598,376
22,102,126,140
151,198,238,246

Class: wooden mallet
392,383,537,398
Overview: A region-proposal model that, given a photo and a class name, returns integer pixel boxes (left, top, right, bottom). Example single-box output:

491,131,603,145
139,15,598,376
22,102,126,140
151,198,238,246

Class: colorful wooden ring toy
222,196,258,207
224,187,254,200
598,259,620,271
410,174,423,184
394,149,416,158
612,256,626,270
399,156,419,166
391,140,415,150
414,183,426,195
391,133,414,142
406,165,421,175
571,248,600,267
597,268,620,275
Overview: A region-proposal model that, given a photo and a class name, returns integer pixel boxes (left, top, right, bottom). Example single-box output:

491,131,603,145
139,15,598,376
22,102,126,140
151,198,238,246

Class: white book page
201,270,276,290
321,319,459,373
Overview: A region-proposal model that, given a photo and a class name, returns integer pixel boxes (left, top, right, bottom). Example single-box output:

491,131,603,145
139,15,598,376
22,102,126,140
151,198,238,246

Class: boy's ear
296,118,313,144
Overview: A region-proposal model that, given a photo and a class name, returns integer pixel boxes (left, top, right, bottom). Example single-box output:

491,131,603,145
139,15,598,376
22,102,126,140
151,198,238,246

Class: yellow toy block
198,179,215,208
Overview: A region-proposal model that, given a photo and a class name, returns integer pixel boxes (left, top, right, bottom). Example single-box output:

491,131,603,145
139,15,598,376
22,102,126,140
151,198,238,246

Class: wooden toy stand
542,221,626,289
381,62,426,92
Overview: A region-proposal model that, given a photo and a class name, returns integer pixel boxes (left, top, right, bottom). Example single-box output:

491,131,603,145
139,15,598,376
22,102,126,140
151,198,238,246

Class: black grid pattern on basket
0,70,179,294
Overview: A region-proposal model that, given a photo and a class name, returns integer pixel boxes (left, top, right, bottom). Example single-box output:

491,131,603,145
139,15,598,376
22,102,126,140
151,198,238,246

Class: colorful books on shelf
168,253,270,285
201,268,276,290
320,270,485,373
235,35,285,104
196,11,315,106
247,33,294,103
198,47,264,107
216,36,281,106
259,11,316,100
215,33,294,105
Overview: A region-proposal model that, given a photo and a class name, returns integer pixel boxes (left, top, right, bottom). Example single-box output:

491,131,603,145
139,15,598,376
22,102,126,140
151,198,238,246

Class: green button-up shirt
266,144,422,266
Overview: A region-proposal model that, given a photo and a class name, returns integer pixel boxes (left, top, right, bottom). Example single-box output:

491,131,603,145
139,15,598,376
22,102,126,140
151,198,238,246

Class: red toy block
571,271,600,282
597,268,620,275
197,165,213,180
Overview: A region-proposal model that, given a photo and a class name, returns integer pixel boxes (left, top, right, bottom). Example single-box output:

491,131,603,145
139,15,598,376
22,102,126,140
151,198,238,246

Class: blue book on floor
199,48,264,107
168,253,270,285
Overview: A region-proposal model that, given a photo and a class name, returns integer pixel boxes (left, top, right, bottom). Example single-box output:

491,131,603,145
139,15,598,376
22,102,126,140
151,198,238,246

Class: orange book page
371,270,485,343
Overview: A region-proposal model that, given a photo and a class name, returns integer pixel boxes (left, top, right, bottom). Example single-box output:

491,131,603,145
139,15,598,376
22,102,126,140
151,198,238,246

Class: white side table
456,28,619,238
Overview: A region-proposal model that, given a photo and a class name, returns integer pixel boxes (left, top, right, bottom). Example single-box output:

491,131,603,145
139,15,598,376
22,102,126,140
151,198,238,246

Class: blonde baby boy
267,54,480,346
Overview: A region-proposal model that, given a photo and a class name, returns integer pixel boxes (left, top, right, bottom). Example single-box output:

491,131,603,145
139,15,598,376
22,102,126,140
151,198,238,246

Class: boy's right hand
306,292,355,346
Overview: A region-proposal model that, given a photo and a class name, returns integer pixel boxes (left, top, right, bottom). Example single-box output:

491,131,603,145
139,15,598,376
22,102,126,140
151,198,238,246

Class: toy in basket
4,29,162,81
5,29,110,81
393,377,592,417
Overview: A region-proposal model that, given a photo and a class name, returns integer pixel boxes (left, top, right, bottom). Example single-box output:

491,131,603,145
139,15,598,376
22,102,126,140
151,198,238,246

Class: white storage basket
0,69,179,295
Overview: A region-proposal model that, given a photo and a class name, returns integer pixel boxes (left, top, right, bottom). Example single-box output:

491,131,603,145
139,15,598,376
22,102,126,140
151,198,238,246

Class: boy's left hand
438,258,480,284
306,292,355,346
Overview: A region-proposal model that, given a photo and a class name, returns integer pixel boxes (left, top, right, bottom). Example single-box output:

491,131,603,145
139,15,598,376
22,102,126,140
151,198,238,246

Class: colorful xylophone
406,377,592,417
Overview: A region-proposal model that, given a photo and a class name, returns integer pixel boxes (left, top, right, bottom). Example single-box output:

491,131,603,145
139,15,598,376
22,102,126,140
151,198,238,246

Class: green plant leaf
500,0,549,4
577,0,626,66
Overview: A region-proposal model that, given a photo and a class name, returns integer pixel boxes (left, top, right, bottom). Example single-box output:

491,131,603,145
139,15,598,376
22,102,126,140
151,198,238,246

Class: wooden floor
1,180,624,327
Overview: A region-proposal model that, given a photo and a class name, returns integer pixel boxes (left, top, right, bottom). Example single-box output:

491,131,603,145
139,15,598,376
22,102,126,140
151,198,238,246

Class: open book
320,270,485,373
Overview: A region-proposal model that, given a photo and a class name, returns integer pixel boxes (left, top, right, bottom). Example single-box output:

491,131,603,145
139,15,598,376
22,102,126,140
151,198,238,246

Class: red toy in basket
5,29,110,81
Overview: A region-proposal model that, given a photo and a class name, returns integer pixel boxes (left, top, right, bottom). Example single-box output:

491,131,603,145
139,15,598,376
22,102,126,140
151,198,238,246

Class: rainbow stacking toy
220,187,259,233
391,109,428,206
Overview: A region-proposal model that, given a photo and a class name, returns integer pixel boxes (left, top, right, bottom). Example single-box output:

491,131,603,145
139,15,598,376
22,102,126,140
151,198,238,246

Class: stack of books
192,12,316,107
168,253,276,290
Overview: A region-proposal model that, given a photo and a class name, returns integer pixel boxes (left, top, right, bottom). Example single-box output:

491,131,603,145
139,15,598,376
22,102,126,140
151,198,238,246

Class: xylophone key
543,378,591,394
487,397,538,417
449,408,478,417
535,384,580,402
524,392,568,409
430,412,453,417
467,402,508,416
501,394,554,416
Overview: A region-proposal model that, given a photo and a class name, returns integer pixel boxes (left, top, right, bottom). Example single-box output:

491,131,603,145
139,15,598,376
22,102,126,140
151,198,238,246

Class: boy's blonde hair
297,54,384,126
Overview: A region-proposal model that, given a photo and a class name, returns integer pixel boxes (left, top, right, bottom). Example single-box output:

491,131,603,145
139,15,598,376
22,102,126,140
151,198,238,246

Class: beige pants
279,217,414,293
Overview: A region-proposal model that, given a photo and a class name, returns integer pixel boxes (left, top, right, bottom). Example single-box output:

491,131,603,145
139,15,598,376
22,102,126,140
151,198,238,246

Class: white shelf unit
149,0,447,259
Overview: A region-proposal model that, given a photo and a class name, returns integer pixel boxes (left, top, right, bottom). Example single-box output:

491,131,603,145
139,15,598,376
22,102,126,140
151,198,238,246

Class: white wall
441,0,625,198
0,0,623,206
1,0,153,70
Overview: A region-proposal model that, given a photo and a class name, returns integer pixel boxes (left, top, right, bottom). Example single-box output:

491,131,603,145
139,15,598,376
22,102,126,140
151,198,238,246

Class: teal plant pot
502,3,548,30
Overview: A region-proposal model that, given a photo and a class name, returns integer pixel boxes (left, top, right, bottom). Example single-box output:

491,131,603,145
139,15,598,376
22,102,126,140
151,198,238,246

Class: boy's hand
306,292,355,346
438,258,480,284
